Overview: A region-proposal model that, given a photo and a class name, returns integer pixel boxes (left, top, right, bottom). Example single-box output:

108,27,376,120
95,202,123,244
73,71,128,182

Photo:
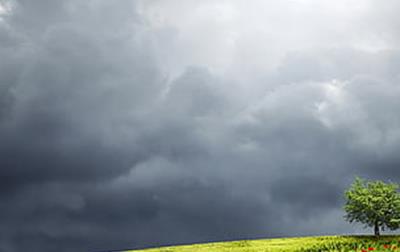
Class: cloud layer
1,0,400,251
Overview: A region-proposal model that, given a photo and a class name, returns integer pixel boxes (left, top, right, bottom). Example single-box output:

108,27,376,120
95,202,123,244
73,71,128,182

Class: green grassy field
124,235,400,252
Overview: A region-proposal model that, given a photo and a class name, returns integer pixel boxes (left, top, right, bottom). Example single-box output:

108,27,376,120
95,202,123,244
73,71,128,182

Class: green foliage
298,237,400,252
343,176,400,233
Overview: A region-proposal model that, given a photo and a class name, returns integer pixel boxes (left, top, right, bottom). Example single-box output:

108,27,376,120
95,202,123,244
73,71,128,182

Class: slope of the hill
123,235,400,252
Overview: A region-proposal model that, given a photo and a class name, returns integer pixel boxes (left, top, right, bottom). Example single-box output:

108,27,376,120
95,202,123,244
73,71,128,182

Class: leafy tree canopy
343,176,400,236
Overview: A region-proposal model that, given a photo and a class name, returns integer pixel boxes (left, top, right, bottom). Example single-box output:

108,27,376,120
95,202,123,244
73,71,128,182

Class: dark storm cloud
269,175,342,218
2,0,400,251
0,0,166,250
0,0,161,185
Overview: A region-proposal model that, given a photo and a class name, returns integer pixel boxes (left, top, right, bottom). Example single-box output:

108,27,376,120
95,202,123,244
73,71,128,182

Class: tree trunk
374,220,380,237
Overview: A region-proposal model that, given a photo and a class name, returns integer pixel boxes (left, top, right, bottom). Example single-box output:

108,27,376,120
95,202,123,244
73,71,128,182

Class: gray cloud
2,0,400,251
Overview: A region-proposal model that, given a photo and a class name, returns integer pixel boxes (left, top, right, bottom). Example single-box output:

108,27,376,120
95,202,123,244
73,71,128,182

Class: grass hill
123,235,400,252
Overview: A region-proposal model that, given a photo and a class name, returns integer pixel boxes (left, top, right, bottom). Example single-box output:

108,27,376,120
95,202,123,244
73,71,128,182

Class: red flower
368,247,375,251
362,249,367,252
384,245,391,249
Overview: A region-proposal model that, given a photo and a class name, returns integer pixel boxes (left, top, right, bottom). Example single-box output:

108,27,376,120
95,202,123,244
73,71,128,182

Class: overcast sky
1,0,400,251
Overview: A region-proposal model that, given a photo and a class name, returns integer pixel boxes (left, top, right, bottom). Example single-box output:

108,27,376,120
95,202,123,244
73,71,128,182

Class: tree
343,176,400,237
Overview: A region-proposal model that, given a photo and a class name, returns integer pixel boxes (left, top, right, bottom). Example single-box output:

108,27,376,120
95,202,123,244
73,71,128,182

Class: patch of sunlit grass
123,235,400,252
